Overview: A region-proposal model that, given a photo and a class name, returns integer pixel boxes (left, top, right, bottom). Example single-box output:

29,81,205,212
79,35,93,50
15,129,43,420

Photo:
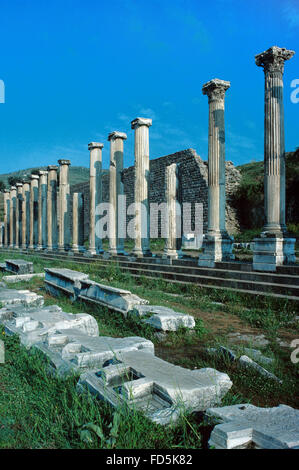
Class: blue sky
0,0,298,173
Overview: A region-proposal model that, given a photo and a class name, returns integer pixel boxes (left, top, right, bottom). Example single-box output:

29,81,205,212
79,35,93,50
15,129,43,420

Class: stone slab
238,355,282,383
78,279,148,315
206,404,299,449
44,268,89,299
0,304,99,346
78,350,232,425
0,287,44,308
131,305,195,331
2,273,45,284
5,259,34,274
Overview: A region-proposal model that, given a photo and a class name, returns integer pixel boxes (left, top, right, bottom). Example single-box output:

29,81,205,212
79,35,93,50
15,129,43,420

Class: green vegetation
233,148,299,230
0,251,298,448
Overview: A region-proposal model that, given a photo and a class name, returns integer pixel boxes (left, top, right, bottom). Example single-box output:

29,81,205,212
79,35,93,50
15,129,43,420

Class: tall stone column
88,143,103,255
21,181,30,249
163,163,183,259
4,189,10,247
58,159,71,252
37,170,48,250
29,174,39,250
47,166,58,251
198,78,234,267
15,183,23,249
131,117,152,257
9,187,17,249
108,131,127,255
253,46,296,271
0,223,3,248
72,192,84,252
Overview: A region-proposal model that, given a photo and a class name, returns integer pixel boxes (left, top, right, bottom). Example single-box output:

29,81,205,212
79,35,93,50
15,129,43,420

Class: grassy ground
0,251,298,449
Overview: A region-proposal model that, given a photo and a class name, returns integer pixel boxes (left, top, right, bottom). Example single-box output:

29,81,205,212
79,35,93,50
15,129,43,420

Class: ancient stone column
88,143,103,255
9,187,17,249
164,163,183,259
15,183,23,249
58,159,71,252
253,46,296,271
29,175,39,249
0,223,3,248
108,131,127,255
4,189,10,247
21,181,30,249
198,78,234,267
47,166,58,251
72,192,84,252
131,117,152,257
37,170,48,250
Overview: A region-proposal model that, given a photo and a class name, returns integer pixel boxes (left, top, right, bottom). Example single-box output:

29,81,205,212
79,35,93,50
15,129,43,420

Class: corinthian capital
255,46,295,74
202,78,230,102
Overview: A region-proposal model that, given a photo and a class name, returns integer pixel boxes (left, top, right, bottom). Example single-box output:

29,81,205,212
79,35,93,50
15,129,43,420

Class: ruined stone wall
70,149,241,240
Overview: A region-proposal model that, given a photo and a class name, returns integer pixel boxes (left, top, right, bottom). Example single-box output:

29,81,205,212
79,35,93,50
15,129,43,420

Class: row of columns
1,46,296,271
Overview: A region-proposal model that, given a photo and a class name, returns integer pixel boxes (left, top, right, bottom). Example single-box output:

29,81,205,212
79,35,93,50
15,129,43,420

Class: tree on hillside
8,176,22,186
0,180,5,192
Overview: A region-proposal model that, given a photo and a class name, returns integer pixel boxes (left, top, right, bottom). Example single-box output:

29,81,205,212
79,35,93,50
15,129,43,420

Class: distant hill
0,166,90,187
233,148,299,229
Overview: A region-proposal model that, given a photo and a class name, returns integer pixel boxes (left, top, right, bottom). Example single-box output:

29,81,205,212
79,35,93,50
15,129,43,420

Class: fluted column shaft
21,182,30,249
108,132,127,254
203,79,230,236
88,143,103,255
58,160,71,251
47,166,58,251
164,163,182,258
131,118,152,256
29,175,39,249
4,190,10,247
9,187,16,248
255,46,295,234
37,171,48,250
72,192,84,252
15,183,23,248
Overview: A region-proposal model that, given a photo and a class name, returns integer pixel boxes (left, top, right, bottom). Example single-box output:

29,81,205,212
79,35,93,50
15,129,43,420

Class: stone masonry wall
70,149,241,241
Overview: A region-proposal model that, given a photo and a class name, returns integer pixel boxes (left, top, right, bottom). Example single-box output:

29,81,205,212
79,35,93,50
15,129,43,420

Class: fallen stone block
131,305,195,331
2,273,45,284
243,348,274,366
238,355,282,383
0,263,7,272
78,350,232,425
5,259,34,274
206,403,299,449
44,268,89,299
0,287,44,307
37,329,155,375
78,279,148,315
0,304,99,346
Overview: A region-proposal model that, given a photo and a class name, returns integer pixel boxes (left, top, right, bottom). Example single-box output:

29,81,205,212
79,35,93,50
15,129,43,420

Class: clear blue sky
0,0,298,173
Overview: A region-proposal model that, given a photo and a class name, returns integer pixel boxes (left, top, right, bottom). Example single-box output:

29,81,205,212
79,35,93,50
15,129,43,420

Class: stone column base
198,236,234,268
253,236,296,272
163,249,184,260
131,249,152,258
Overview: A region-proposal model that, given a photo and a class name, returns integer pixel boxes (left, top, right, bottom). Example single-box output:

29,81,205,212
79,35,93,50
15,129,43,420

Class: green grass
0,251,298,448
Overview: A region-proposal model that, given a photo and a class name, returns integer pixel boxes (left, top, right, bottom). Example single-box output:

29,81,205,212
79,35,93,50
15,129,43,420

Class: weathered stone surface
243,348,274,366
206,403,299,449
131,305,195,331
45,268,89,298
0,287,43,307
238,355,282,383
2,273,45,284
78,279,148,315
0,304,99,346
5,259,34,275
227,332,270,348
40,330,154,375
78,350,232,425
